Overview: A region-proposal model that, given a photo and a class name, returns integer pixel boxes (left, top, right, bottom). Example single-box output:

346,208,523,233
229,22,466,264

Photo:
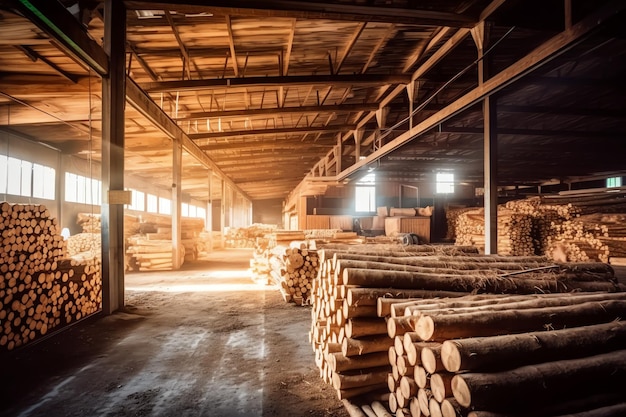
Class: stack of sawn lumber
308,243,626,415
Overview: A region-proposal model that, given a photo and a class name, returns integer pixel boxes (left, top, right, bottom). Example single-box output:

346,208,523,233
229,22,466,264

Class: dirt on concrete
0,249,349,417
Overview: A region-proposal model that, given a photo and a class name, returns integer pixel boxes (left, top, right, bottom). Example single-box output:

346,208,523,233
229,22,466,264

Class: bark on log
332,366,390,390
343,335,395,357
441,320,626,372
328,351,390,373
342,268,623,293
416,300,626,341
451,349,626,411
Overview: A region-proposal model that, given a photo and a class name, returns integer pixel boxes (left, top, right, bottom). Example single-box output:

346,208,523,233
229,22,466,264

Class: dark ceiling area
0,0,624,206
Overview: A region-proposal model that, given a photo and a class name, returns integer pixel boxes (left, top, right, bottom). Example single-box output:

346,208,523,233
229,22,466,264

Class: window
436,172,454,194
0,155,55,199
158,197,171,215
355,172,376,212
65,172,101,205
607,177,622,188
146,194,158,213
127,189,145,211
32,164,56,199
196,207,206,220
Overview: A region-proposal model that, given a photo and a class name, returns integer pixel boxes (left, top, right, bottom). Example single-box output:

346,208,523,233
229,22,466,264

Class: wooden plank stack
0,202,102,351
224,223,278,248
125,214,206,270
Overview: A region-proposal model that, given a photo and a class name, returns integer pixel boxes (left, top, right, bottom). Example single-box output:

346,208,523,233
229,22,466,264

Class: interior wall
253,198,283,226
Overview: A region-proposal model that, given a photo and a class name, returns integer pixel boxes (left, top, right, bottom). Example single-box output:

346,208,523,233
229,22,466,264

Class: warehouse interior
1,0,626,416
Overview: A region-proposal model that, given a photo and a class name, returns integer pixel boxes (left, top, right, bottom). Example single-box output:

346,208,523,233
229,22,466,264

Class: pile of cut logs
308,243,625,415
267,241,319,305
224,223,278,248
450,190,626,264
379,292,626,417
0,203,102,351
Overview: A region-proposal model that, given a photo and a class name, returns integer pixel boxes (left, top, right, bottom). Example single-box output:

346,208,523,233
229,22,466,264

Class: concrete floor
0,249,347,417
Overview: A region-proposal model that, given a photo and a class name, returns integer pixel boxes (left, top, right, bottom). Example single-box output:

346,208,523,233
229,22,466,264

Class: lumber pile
308,243,624,410
76,212,101,233
125,214,205,270
454,208,534,256
385,293,626,417
0,203,102,351
449,189,626,263
267,241,319,305
224,223,278,248
126,236,185,271
65,232,101,258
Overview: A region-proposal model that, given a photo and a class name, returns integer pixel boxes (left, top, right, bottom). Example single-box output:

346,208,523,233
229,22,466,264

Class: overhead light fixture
135,10,166,19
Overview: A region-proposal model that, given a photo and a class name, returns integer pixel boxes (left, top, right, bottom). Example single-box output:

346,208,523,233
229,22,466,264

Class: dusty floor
0,249,348,417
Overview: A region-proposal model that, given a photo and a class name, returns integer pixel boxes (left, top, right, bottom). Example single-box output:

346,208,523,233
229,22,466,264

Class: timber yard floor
0,249,349,417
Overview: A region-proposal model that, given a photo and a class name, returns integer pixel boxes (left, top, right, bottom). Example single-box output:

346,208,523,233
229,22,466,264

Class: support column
207,169,213,252
406,81,416,129
353,129,363,162
336,133,343,175
101,0,126,314
221,178,226,247
172,141,182,269
472,21,498,254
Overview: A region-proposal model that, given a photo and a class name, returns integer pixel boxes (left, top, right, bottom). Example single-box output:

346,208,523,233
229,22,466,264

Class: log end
441,398,461,417
414,365,428,388
441,340,462,373
421,347,437,374
416,315,435,341
409,397,421,417
451,375,472,408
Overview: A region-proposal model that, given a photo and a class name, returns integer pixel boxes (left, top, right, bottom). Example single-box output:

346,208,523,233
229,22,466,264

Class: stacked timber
382,293,626,417
454,208,534,256
0,203,102,351
65,232,101,258
308,243,624,411
310,244,484,401
267,241,319,305
126,236,185,271
76,212,101,233
450,190,626,263
250,236,272,284
224,223,277,248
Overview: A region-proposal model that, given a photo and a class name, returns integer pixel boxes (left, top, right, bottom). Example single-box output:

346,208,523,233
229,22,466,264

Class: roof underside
0,0,625,203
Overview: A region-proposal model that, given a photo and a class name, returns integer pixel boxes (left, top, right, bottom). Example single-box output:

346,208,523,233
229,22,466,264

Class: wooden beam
334,22,366,74
165,10,192,79
200,140,331,152
284,18,296,76
124,0,477,27
14,45,80,83
140,74,411,92
175,102,379,120
8,0,108,75
225,15,239,77
334,0,626,183
189,124,356,140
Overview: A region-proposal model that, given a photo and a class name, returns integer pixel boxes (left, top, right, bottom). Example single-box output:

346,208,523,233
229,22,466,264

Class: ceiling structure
0,0,625,208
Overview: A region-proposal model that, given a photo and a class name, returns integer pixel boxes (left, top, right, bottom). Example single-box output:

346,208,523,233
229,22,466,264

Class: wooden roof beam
225,15,239,77
7,0,108,75
140,74,411,92
176,103,379,121
124,0,477,27
335,0,626,183
165,10,192,79
189,124,356,140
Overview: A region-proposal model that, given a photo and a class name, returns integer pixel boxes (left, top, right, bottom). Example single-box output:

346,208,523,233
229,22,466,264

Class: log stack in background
448,190,626,264
0,203,102,352
224,223,278,248
308,242,625,415
266,241,319,305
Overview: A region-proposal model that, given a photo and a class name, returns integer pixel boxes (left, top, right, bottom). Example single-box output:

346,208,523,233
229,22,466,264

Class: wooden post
472,21,498,255
172,140,182,269
221,178,226,247
336,134,343,175
406,81,416,129
207,169,213,252
101,0,126,314
353,129,363,162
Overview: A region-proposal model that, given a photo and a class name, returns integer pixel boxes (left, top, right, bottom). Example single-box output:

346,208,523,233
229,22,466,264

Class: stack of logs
224,223,278,248
449,190,626,263
453,208,534,256
0,203,102,351
308,243,625,414
380,292,626,417
267,241,319,305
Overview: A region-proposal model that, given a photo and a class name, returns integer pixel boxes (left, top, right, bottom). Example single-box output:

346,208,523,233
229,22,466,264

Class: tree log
441,320,626,372
416,300,626,341
451,349,626,411
328,351,390,373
